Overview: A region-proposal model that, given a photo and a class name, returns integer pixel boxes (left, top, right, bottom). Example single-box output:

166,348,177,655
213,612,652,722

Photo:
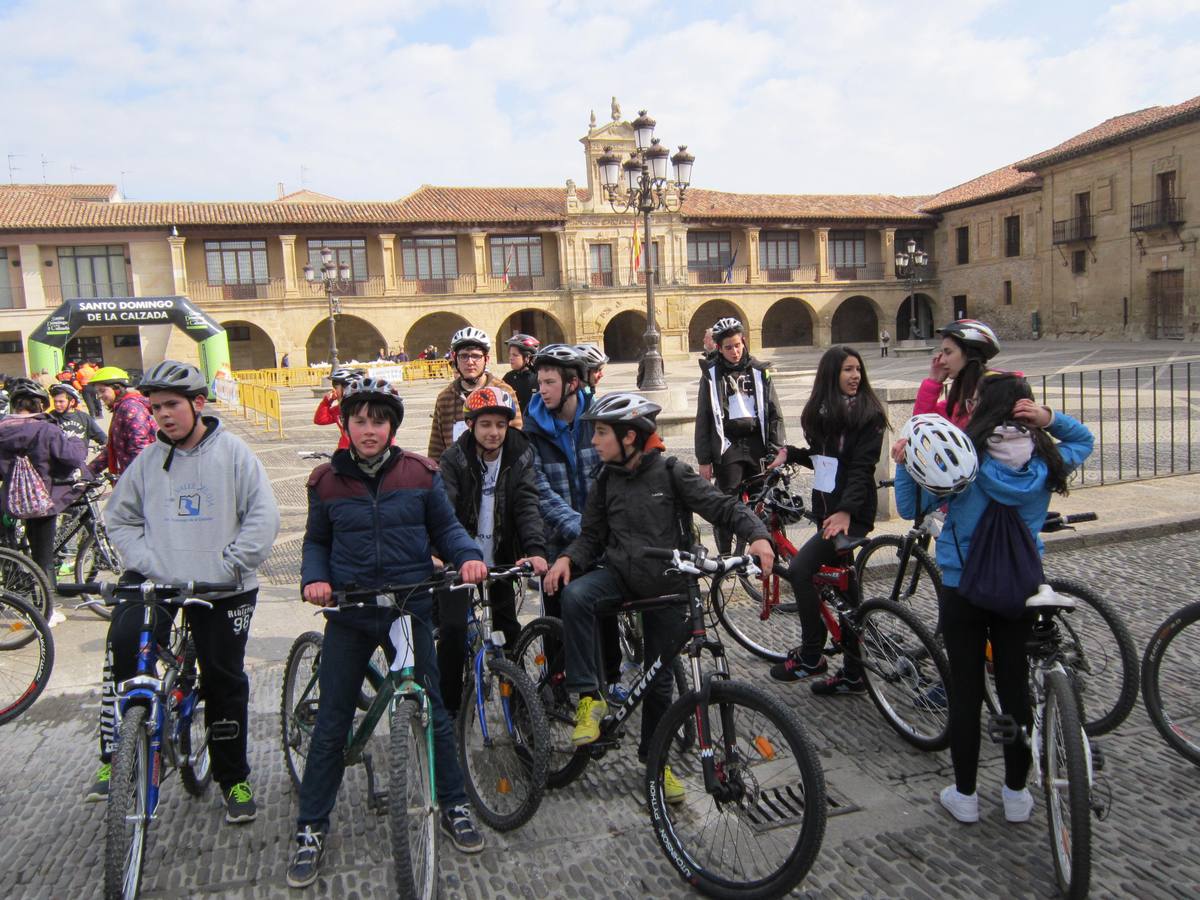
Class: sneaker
607,682,630,704
769,651,828,684
440,804,485,854
915,682,948,712
1002,785,1034,823
224,781,257,823
571,696,608,746
939,785,979,823
811,670,866,696
662,765,686,805
48,609,67,628
84,763,111,802
286,826,325,888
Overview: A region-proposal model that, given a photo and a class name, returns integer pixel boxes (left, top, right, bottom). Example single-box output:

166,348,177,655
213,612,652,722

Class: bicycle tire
709,567,801,664
854,535,941,633
854,598,952,752
511,615,589,789
645,679,826,899
1142,600,1200,767
74,531,123,621
390,695,437,900
457,655,550,831
0,545,53,620
105,704,151,900
1041,669,1091,900
178,637,212,796
670,657,697,753
280,632,323,790
0,591,54,724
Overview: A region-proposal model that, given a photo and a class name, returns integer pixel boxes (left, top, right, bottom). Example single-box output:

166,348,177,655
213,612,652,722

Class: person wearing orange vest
75,359,102,417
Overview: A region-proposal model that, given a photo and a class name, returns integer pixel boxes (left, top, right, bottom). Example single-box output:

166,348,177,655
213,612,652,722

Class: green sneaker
571,696,607,746
57,560,74,578
85,763,111,803
224,781,257,823
663,765,686,805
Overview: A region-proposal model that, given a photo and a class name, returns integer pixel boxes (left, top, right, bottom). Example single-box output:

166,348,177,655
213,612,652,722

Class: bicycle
0,589,54,725
280,575,455,900
1141,600,1200,767
515,547,827,898
987,587,1110,899
58,578,230,900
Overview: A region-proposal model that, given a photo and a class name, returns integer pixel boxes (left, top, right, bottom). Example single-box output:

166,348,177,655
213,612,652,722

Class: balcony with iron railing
829,262,886,281
478,272,562,293
187,279,288,302
686,265,750,285
1052,215,1095,244
397,274,475,296
1131,197,1186,231
43,282,133,303
762,265,820,283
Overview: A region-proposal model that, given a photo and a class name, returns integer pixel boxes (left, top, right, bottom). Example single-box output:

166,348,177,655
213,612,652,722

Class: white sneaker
939,785,979,823
1002,785,1034,822
48,609,67,628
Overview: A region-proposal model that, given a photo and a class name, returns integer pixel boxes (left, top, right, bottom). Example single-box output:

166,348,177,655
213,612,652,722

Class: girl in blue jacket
896,373,1093,826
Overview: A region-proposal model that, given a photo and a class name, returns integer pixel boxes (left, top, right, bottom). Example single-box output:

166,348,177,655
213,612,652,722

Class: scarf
352,445,395,478
986,423,1035,469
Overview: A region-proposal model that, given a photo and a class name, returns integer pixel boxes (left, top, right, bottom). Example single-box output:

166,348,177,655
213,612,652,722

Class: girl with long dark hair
915,319,1001,428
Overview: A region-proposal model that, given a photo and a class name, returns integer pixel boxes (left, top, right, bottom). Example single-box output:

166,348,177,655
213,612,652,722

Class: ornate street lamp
595,109,695,392
894,237,930,340
304,246,355,369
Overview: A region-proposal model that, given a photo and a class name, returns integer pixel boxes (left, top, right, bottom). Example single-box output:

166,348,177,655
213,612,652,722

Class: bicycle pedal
1090,742,1106,773
209,719,240,742
987,713,1021,745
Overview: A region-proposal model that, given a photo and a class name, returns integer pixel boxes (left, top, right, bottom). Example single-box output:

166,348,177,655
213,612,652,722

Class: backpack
593,455,699,551
955,500,1044,619
7,455,54,519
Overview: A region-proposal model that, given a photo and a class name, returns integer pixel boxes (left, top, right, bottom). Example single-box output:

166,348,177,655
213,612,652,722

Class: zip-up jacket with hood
895,412,1093,588
522,390,600,556
912,378,969,429
438,427,547,564
694,355,785,466
562,448,770,600
0,414,89,514
302,447,482,590
502,367,539,415
104,416,281,598
428,372,522,460
783,410,887,537
89,390,156,477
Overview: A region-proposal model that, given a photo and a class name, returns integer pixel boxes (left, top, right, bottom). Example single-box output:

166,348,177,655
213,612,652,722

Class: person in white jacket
85,361,280,826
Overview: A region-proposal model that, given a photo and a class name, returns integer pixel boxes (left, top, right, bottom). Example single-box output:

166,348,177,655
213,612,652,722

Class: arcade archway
222,320,277,369
306,315,388,366
603,310,647,361
830,296,880,345
896,293,936,340
404,312,470,360
499,309,566,346
762,298,815,347
687,300,745,351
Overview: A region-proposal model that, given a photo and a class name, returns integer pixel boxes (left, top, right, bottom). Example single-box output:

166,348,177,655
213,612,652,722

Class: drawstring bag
7,455,54,519
956,500,1044,619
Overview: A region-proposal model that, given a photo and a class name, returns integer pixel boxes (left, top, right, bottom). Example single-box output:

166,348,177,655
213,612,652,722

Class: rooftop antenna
7,154,23,184
40,154,52,183
120,170,131,197
69,163,84,178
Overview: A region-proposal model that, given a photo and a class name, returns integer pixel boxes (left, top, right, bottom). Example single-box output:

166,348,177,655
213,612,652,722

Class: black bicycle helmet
8,377,50,410
138,360,209,397
532,343,588,382
762,484,806,524
582,391,661,433
712,316,744,343
505,333,540,355
340,376,405,425
49,382,83,403
937,319,1000,360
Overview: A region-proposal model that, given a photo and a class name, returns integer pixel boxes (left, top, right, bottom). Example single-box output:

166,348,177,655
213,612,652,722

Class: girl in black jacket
767,347,887,694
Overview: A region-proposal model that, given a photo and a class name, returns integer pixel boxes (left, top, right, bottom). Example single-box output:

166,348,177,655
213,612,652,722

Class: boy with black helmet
87,365,157,479
502,333,540,414
312,367,364,450
89,360,280,823
49,382,106,449
428,327,522,459
543,392,774,798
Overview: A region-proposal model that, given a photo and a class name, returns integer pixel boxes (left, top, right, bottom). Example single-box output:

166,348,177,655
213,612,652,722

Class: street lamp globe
338,262,352,281
632,110,656,150
646,139,670,183
671,145,694,190
906,238,917,255
320,246,334,268
597,146,622,192
622,156,641,195
303,263,316,282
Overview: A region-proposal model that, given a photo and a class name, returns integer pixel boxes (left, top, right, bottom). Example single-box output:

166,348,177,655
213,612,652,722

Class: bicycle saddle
1025,584,1077,610
834,534,869,555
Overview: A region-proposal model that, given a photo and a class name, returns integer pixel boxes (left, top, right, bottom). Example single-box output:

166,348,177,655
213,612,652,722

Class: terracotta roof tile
273,189,341,203
5,183,118,201
395,186,571,223
919,164,1041,213
680,188,934,222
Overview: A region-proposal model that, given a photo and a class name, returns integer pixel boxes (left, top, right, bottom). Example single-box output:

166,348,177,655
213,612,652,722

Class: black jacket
502,368,539,415
438,427,548,564
694,356,785,466
785,414,886,536
563,450,769,599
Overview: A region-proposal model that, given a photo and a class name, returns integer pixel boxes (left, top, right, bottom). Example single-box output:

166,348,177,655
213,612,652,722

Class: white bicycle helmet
902,414,978,496
582,391,662,434
937,319,1000,361
712,317,744,342
450,327,491,353
575,344,609,370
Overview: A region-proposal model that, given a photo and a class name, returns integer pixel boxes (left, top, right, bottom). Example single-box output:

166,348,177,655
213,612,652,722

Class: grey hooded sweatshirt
104,416,280,598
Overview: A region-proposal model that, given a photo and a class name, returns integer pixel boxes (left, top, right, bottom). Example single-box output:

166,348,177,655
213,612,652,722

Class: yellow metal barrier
232,366,326,387
235,382,285,437
402,359,453,381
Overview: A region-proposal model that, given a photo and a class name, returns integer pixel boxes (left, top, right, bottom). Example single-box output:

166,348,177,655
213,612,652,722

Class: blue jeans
296,595,467,834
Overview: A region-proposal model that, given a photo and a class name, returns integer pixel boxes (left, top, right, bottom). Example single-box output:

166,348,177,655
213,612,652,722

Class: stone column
815,228,829,282
555,232,570,287
881,228,896,280
746,227,761,284
378,233,398,296
278,234,300,298
814,317,833,347
471,232,489,292
167,235,188,295
18,244,46,308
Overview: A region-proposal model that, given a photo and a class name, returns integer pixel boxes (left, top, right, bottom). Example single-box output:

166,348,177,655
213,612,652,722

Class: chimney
277,182,285,199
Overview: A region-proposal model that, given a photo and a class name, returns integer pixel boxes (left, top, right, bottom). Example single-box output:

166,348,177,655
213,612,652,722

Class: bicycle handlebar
1041,511,1098,533
298,451,333,460
643,547,761,578
58,579,239,606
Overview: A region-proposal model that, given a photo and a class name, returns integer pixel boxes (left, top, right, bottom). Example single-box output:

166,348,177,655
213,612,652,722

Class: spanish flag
632,219,642,279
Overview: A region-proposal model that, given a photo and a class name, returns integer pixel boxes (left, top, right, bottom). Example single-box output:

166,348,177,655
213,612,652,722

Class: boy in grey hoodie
85,361,280,825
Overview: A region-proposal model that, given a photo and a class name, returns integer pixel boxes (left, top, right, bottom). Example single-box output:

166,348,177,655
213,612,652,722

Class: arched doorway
603,310,647,362
305,314,387,365
896,293,936,340
830,296,879,345
221,320,277,369
404,312,470,360
762,298,815,347
499,309,566,345
687,299,744,351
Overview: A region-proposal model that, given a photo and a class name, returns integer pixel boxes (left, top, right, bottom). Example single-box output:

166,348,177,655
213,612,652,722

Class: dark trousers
437,579,521,715
101,589,257,789
22,515,57,591
82,384,102,417
786,531,862,678
544,587,621,686
561,567,686,758
941,586,1033,794
298,596,466,834
713,459,759,554
880,346,889,357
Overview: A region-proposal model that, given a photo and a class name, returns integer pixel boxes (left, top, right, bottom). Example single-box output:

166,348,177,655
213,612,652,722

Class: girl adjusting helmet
463,386,517,421
937,319,1000,361
902,413,978,496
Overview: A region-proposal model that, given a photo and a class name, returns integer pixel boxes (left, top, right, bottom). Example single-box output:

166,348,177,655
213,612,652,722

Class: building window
57,245,129,298
112,334,140,348
307,239,367,281
1075,191,1091,220
489,236,544,285
0,249,10,310
589,244,614,287
66,335,103,362
205,240,269,285
1072,250,1087,274
1004,280,1013,306
1070,302,1080,319
401,237,458,282
1157,170,1177,200
687,232,732,282
760,231,800,279
1004,215,1021,257
953,295,968,319
829,230,866,272
226,325,252,342
0,339,21,354
956,227,969,265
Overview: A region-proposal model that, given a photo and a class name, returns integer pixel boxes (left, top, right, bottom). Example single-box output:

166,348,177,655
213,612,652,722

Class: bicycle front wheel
280,632,323,790
178,637,212,797
645,679,826,899
855,598,952,751
0,545,53,620
0,591,54,724
105,704,151,900
1142,601,1200,767
74,532,123,621
391,695,437,900
709,568,801,664
854,535,941,634
1042,669,1092,899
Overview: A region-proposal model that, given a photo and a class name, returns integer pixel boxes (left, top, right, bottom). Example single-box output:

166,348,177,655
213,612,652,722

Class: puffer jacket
522,391,601,556
301,447,482,590
0,414,88,515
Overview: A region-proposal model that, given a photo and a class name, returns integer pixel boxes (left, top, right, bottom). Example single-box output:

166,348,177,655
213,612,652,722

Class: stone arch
762,298,815,347
830,295,880,345
498,308,567,346
221,320,277,369
305,314,387,366
602,310,647,362
404,312,470,360
687,299,746,351
896,293,936,340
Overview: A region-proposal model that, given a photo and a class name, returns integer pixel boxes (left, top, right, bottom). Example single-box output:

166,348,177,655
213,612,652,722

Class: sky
2,0,1199,202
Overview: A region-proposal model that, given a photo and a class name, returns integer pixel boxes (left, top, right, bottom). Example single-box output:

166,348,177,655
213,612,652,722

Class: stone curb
1042,513,1200,554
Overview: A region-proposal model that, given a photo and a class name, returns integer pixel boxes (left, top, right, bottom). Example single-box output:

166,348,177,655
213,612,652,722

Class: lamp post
303,246,355,369
894,238,930,340
595,111,694,392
